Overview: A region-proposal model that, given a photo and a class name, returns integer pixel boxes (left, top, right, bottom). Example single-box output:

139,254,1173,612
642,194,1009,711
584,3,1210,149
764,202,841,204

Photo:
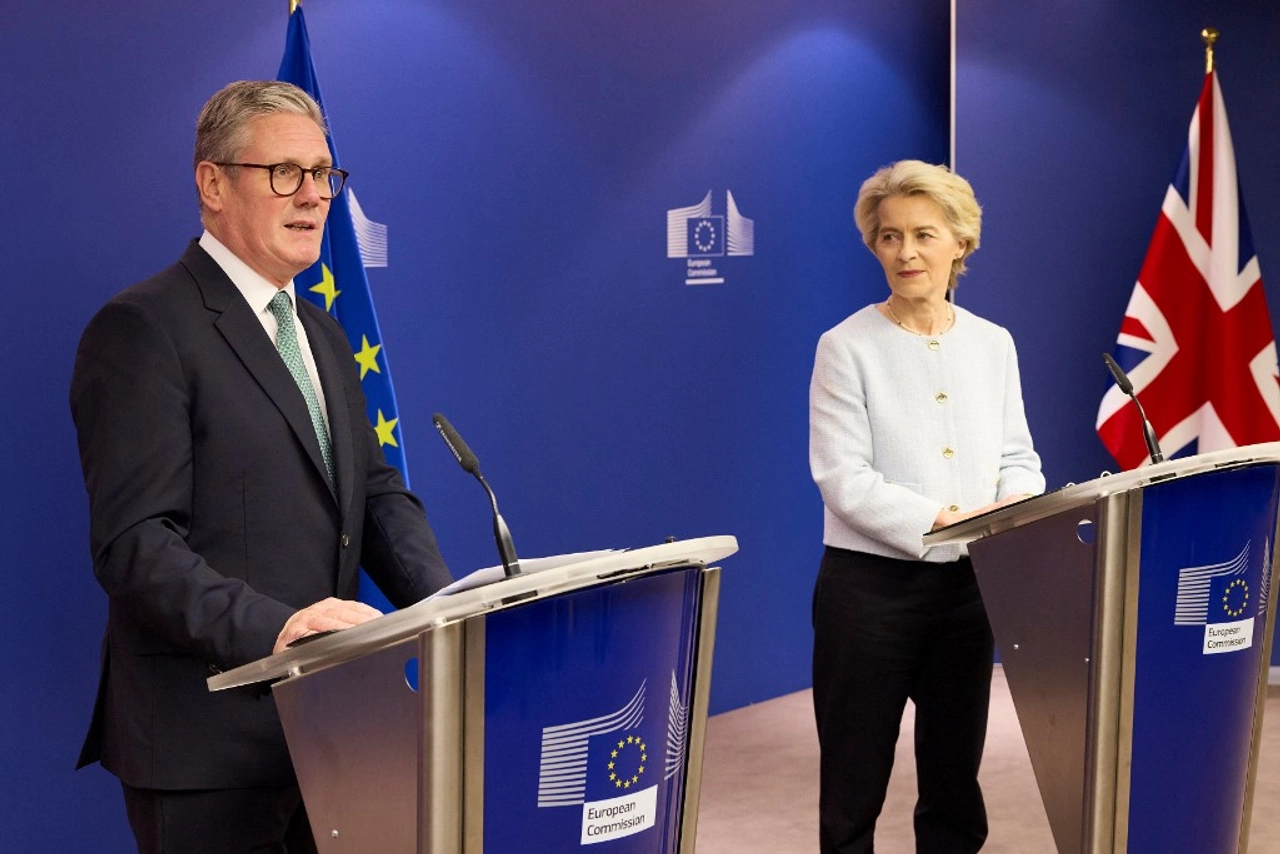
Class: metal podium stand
209,536,738,853
926,445,1280,853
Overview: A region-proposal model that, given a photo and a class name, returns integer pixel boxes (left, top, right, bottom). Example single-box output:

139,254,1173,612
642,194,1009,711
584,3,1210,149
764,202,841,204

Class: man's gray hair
194,80,327,170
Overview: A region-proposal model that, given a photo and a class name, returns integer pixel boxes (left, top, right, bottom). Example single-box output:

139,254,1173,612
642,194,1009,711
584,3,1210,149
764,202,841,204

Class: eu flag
279,6,407,611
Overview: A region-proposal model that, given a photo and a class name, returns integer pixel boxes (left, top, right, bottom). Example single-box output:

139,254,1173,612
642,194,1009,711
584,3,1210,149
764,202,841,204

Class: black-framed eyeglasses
214,162,349,199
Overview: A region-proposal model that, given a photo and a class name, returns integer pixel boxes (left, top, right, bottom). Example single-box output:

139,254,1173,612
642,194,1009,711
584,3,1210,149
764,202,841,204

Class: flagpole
1202,27,1218,74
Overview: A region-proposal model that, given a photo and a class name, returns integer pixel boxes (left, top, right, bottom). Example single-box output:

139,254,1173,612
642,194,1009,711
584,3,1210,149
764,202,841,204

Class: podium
209,536,738,853
924,445,1280,853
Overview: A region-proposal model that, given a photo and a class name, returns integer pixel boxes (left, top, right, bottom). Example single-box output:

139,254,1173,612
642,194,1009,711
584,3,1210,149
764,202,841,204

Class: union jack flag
1097,71,1280,469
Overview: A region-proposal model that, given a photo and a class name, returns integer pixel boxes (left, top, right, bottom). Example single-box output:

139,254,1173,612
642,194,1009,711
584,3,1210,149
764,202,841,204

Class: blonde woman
809,160,1043,853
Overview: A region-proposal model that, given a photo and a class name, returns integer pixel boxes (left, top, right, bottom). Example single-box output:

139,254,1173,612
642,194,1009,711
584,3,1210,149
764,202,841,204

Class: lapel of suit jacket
180,241,338,502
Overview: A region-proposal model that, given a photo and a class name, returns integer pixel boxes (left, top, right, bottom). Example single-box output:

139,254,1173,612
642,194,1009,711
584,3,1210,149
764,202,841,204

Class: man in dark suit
70,80,453,853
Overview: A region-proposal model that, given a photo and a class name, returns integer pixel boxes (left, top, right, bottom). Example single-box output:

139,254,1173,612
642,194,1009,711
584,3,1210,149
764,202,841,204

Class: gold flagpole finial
289,0,301,14
1201,27,1219,74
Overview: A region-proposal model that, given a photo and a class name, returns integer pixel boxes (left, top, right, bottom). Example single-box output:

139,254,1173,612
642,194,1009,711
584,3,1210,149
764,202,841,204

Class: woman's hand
931,493,1034,531
931,506,964,531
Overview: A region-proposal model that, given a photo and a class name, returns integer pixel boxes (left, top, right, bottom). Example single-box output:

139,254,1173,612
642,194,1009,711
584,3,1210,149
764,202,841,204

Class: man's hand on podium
273,597,384,654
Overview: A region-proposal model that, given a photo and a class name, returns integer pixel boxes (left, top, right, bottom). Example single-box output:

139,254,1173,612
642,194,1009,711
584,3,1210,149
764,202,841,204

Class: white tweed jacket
809,303,1045,563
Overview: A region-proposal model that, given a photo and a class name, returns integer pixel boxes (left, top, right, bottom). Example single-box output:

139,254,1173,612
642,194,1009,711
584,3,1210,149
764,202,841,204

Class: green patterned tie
269,291,335,486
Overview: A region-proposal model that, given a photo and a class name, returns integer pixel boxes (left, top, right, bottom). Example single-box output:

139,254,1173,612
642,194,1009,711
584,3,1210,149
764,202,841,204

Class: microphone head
1102,352,1135,395
432,413,481,474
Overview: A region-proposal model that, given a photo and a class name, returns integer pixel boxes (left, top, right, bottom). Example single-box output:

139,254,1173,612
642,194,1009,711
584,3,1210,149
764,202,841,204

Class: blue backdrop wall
1,1,946,848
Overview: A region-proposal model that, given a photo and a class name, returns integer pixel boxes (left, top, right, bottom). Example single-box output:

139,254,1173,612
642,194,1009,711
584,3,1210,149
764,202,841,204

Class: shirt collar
199,230,298,316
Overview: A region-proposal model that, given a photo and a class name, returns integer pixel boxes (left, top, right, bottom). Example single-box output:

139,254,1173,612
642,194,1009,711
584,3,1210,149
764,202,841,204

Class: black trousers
121,780,318,854
812,547,994,854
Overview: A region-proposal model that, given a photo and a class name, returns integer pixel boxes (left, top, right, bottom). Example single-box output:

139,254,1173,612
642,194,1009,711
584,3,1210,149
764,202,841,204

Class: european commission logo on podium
535,676,690,845
1173,540,1270,655
666,190,755,285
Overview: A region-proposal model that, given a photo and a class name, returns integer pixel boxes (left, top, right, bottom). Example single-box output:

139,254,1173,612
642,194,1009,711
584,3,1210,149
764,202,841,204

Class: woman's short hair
194,81,328,197
853,160,982,287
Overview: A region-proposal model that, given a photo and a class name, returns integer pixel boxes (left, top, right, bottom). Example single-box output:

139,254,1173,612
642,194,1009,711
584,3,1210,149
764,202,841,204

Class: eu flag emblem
686,216,725,257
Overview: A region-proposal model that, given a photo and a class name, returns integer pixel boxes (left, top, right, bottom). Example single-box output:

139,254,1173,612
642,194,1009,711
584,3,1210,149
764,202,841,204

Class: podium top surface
208,535,738,691
923,443,1280,547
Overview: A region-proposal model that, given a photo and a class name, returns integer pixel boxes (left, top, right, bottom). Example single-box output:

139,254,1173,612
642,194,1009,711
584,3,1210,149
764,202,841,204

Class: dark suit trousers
811,547,993,854
122,781,318,854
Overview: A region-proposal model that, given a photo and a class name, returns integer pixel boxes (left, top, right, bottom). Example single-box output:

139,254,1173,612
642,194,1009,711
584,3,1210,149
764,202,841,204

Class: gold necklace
884,297,953,336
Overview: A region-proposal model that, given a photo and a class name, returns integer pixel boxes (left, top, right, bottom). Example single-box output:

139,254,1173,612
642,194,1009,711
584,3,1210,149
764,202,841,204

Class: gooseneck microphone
1102,353,1165,465
432,413,522,577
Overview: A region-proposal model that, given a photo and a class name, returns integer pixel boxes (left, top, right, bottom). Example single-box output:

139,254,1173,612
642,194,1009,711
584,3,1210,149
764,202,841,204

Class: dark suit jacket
71,240,452,789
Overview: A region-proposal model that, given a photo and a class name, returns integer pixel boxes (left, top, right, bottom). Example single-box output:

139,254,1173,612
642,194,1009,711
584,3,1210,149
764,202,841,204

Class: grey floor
693,668,1280,853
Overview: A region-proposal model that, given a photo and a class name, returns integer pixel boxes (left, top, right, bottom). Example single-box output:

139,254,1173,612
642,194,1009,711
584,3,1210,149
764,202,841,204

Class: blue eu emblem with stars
686,216,724,257
1210,573,1249,621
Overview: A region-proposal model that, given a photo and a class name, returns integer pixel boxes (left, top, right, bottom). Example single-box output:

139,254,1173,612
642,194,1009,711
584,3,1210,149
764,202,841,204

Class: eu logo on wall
666,190,754,285
1172,541,1270,655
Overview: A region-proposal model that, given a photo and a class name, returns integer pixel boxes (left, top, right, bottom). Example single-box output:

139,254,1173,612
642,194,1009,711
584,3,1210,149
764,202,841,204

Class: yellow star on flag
307,263,341,311
354,335,383,379
373,409,400,448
